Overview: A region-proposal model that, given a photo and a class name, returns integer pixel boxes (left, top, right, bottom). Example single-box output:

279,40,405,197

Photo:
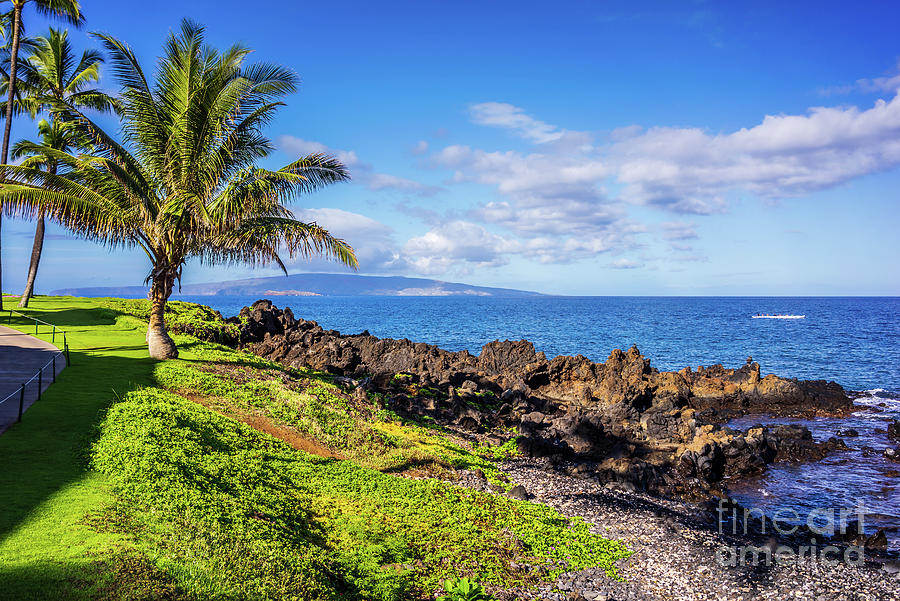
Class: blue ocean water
186,295,900,393
182,294,900,545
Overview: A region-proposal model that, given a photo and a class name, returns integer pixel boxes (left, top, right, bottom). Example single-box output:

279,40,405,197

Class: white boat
751,314,805,319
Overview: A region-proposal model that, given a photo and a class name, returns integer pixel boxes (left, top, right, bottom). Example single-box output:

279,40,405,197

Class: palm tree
12,120,82,306
0,20,356,359
0,0,82,310
14,28,112,307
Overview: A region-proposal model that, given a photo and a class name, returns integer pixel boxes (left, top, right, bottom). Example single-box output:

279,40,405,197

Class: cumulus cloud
278,136,362,169
612,94,900,212
437,93,900,230
820,60,900,96
284,210,516,278
289,86,900,277
431,143,641,263
278,136,439,196
288,208,402,272
402,221,517,275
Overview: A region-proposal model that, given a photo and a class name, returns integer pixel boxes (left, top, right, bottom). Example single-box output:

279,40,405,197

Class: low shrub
91,388,630,600
101,298,242,343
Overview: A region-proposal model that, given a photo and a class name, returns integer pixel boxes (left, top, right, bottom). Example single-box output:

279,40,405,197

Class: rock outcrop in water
888,420,900,442
220,300,854,496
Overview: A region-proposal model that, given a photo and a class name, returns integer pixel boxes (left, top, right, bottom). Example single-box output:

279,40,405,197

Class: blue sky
3,0,900,295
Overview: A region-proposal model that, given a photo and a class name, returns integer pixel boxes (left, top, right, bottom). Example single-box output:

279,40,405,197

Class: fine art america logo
715,500,868,567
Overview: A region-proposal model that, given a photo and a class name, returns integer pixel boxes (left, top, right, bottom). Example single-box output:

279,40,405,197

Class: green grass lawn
0,296,630,601
0,296,157,600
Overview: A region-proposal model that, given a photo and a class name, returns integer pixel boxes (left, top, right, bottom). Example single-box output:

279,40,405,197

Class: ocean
182,294,900,545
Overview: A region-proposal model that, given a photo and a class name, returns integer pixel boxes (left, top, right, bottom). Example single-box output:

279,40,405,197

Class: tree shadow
0,351,156,544
6,306,121,329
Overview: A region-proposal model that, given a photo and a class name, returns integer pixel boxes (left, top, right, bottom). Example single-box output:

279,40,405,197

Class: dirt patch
241,414,343,459
179,391,343,460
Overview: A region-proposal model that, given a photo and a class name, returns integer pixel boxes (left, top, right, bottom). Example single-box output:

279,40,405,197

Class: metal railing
0,309,70,424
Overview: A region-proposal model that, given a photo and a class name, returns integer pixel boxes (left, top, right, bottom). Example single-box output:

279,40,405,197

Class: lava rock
506,484,529,500
888,420,900,442
836,428,860,437
883,448,900,462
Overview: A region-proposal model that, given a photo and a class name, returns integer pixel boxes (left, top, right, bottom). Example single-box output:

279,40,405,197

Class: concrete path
0,325,66,434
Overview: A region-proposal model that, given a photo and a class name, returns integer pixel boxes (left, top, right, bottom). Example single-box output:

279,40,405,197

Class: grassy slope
0,296,156,599
0,296,629,600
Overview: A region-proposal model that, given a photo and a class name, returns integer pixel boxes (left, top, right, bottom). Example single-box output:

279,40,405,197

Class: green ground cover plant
0,296,630,600
91,386,630,600
101,298,244,343
152,338,518,483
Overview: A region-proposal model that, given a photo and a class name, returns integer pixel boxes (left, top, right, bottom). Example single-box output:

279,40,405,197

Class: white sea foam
852,390,900,421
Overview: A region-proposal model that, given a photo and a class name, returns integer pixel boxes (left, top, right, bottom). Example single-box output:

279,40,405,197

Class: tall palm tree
0,20,357,359
12,120,83,306
15,28,112,306
0,0,82,310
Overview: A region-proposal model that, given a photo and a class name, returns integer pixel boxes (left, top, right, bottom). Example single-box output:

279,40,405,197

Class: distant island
51,273,545,298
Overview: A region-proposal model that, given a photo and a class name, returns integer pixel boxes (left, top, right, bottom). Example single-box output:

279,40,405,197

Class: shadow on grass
0,350,156,543
0,559,95,601
0,555,185,601
7,306,120,329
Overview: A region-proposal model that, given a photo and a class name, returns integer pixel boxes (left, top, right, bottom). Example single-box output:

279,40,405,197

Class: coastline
494,459,900,600
173,299,900,553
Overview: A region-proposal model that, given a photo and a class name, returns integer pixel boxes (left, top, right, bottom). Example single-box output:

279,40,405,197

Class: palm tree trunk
0,4,23,312
19,160,54,308
147,272,178,359
17,209,44,307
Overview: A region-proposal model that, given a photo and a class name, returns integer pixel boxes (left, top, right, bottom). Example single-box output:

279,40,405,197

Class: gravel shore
492,459,899,601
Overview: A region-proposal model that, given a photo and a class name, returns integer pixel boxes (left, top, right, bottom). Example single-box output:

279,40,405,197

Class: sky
2,0,900,296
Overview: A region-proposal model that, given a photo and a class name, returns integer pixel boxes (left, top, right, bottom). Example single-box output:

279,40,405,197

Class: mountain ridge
50,273,544,298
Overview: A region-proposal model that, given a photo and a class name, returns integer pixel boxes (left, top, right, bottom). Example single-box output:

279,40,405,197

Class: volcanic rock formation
216,300,854,496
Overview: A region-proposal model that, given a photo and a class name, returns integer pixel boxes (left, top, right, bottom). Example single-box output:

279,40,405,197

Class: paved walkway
0,325,66,434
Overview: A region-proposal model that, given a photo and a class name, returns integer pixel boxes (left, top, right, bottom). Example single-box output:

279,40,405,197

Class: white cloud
661,221,698,241
278,136,362,169
289,87,900,278
609,258,642,269
367,173,436,194
286,210,515,277
277,136,439,196
431,143,641,262
289,208,404,273
612,94,900,212
402,221,517,275
821,60,900,96
435,93,900,231
469,102,565,143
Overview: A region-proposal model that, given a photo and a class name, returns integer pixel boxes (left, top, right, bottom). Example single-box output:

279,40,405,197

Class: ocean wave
858,388,900,399
853,389,900,406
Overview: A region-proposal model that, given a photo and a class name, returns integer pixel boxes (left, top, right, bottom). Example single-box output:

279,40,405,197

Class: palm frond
202,216,358,272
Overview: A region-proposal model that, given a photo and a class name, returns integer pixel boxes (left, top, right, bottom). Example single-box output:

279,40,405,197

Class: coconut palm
14,28,112,306
0,20,357,358
12,119,81,305
0,0,82,310
0,11,38,107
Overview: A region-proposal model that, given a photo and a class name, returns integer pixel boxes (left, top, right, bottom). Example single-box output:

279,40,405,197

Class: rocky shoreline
177,299,900,588
488,459,900,601
214,301,859,498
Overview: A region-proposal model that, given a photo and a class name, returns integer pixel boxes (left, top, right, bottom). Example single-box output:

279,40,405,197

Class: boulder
506,485,529,500
836,428,859,437
888,420,900,442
